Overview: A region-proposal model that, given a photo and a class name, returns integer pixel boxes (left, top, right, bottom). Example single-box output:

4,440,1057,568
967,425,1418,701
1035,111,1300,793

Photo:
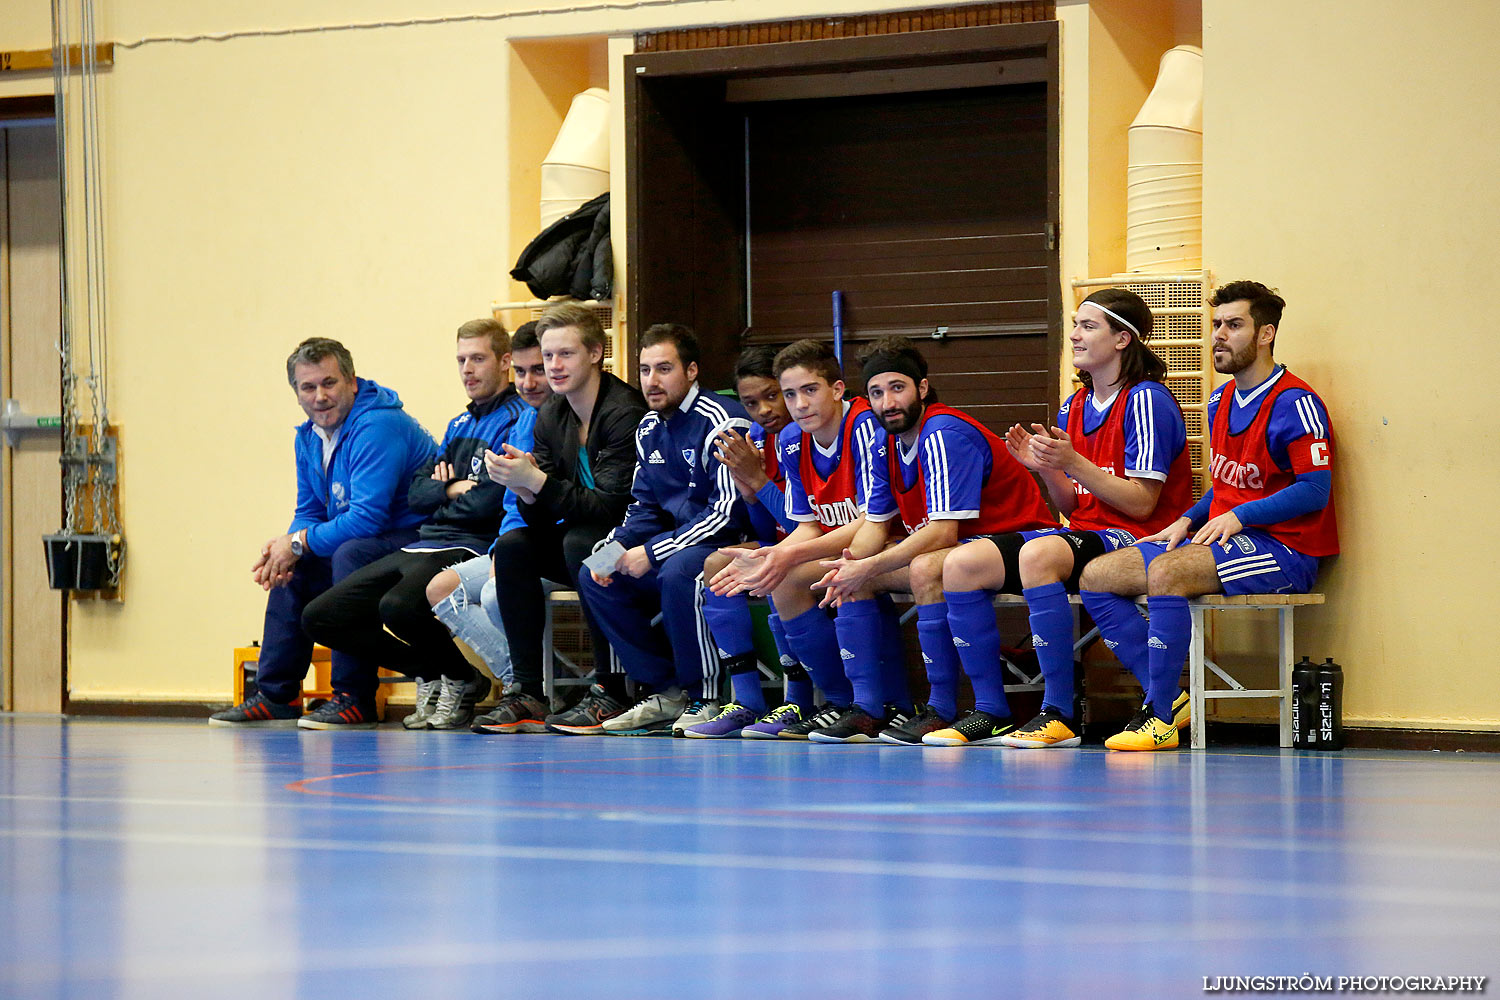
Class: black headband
861,352,925,386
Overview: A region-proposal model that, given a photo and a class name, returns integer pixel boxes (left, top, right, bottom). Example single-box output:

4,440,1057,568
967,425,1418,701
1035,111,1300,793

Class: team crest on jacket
682,448,696,466
470,455,483,476
331,480,346,506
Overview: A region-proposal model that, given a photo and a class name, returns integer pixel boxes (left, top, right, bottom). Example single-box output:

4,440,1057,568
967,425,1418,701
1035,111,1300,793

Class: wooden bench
544,587,1325,749
1167,592,1325,750
980,592,1324,750
885,590,1326,749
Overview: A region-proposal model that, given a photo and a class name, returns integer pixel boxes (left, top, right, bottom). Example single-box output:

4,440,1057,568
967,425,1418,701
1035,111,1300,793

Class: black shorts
974,528,1112,594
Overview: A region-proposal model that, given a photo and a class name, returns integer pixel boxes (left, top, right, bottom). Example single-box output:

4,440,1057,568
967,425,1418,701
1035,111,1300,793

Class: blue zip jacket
288,378,437,556
406,385,534,551
606,384,752,566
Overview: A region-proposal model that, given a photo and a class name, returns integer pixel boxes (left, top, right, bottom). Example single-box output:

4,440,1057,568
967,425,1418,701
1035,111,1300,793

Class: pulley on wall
41,0,123,594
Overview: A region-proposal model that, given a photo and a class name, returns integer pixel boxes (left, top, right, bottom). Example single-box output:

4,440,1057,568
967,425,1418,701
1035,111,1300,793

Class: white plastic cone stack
1126,46,1203,272
540,87,611,230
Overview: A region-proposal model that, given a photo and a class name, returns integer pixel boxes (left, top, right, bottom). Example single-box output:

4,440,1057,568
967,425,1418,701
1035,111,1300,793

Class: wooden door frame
1,100,68,714
623,20,1061,417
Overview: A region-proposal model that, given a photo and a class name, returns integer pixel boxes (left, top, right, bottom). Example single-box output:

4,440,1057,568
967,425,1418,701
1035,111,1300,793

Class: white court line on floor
4,791,1498,866
3,825,1499,913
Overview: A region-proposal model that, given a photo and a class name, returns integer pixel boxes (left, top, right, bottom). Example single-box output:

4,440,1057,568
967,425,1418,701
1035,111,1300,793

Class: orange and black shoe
1000,708,1082,749
209,691,302,728
297,691,378,730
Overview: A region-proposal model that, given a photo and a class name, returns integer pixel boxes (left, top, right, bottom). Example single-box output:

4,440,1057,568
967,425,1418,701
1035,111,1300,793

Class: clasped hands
707,544,875,608
483,443,545,503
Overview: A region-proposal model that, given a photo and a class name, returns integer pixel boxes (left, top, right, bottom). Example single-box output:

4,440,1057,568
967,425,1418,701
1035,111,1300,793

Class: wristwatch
289,532,305,558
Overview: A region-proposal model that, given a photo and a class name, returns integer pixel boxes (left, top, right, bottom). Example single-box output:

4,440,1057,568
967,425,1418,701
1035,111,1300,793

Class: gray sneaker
672,698,721,736
402,677,440,730
472,684,549,734
545,684,630,735
602,688,689,735
426,675,488,730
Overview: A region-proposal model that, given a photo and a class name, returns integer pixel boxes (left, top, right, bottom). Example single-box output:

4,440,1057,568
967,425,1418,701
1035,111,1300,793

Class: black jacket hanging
511,192,612,300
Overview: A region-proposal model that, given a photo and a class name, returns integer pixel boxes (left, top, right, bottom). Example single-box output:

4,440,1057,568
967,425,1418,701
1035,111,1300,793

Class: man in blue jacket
301,319,535,730
578,323,752,736
210,337,435,728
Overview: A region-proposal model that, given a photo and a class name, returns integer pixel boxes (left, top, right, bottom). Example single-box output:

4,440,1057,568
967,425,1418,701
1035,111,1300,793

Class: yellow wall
1,0,1083,703
4,0,1496,729
1201,0,1500,729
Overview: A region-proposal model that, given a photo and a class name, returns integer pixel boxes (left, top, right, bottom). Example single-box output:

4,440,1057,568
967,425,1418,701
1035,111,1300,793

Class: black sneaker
878,705,952,746
472,686,549,734
808,705,899,744
209,691,301,727
777,703,847,741
296,691,378,730
921,709,1017,747
545,684,628,735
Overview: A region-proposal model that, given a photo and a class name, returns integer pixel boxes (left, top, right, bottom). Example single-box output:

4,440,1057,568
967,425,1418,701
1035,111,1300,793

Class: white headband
1081,300,1141,337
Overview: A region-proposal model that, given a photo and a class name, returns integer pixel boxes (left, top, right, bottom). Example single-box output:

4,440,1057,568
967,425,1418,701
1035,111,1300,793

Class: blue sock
782,606,852,707
876,596,914,713
944,589,1011,718
728,662,768,713
702,589,766,712
768,612,814,709
835,599,884,714
1023,582,1075,719
1079,590,1152,693
1145,595,1190,723
702,589,754,659
915,602,960,721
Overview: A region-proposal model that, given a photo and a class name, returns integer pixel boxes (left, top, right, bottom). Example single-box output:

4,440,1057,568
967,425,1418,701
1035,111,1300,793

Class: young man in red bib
926,288,1193,749
815,337,1055,744
706,339,886,739
1080,280,1338,751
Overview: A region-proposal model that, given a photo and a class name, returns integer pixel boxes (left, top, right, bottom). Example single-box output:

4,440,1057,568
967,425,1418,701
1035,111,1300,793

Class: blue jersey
607,385,753,565
1057,380,1186,485
744,422,797,543
866,412,991,522
1206,368,1332,478
781,401,883,525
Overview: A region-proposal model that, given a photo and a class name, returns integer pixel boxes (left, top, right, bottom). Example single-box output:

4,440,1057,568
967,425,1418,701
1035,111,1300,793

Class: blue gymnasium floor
2,717,1498,999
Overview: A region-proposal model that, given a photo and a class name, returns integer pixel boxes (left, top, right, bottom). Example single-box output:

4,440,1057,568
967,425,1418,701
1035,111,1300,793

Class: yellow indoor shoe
1000,708,1081,749
1104,710,1180,751
1172,690,1191,730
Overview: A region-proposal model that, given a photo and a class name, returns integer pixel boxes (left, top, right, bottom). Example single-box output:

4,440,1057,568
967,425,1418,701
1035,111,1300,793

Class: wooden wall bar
636,2,1056,53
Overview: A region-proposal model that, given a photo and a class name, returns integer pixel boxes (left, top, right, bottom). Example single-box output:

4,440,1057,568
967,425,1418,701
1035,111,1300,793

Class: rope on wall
115,0,738,49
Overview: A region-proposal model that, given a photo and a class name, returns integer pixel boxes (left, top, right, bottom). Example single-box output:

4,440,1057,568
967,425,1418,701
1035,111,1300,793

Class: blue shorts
1136,527,1318,596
